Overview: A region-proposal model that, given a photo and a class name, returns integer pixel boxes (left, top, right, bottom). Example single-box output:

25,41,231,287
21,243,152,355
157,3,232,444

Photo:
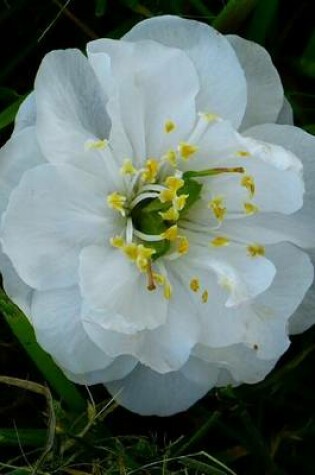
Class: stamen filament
133,229,164,242
183,167,244,179
130,192,160,209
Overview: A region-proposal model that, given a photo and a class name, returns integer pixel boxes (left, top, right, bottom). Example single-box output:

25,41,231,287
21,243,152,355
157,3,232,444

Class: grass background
0,0,315,473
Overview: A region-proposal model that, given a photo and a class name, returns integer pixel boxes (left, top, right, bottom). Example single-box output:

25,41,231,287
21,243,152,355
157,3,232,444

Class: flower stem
0,289,86,413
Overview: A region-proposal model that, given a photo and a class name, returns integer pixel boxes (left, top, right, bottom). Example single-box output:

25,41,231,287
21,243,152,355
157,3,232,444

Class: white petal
62,355,138,385
192,346,277,385
254,243,313,324
227,35,283,130
2,164,117,290
0,127,44,215
105,363,211,416
243,123,315,247
80,245,168,333
0,248,33,318
277,97,294,125
81,266,198,373
123,15,247,128
31,286,115,374
13,92,36,134
34,49,113,178
88,38,199,160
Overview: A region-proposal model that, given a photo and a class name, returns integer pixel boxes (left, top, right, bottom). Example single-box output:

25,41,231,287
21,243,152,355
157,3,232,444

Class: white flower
1,15,315,416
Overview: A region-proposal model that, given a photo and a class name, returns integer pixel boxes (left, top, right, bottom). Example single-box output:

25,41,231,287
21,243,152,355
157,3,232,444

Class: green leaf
0,95,26,130
188,0,215,20
0,289,86,413
246,0,279,45
213,0,259,34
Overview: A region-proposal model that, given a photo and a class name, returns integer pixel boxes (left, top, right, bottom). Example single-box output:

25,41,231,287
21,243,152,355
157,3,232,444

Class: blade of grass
0,429,47,447
213,0,259,34
0,95,27,130
174,411,220,455
0,289,86,413
189,0,215,20
246,0,279,46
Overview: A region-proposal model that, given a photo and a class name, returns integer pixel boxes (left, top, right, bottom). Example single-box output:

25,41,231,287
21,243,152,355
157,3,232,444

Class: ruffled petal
34,49,113,178
123,15,247,128
242,123,315,247
87,38,199,160
79,245,168,333
227,35,283,130
277,97,294,125
105,363,211,416
31,286,116,374
2,164,118,290
0,126,44,214
190,346,277,386
81,267,198,372
0,248,33,318
13,92,36,134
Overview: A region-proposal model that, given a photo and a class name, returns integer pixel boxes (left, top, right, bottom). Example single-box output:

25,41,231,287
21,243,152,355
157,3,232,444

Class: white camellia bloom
1,15,315,416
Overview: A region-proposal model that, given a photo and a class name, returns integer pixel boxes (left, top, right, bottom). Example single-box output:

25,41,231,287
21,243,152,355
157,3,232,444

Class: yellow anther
120,159,136,176
159,207,179,221
159,188,176,203
190,278,200,292
178,142,198,160
209,196,226,221
202,290,209,303
247,243,265,258
136,245,156,272
177,235,190,255
164,176,184,192
241,175,255,198
85,138,108,150
162,149,177,167
164,120,176,133
163,281,173,300
236,150,251,157
162,224,178,241
152,272,165,286
173,194,189,211
244,202,259,215
142,158,159,183
211,236,230,247
123,243,138,261
200,112,219,122
110,236,124,248
107,192,127,215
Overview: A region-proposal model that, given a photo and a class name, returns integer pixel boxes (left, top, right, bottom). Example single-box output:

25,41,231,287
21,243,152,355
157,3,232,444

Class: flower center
103,114,260,300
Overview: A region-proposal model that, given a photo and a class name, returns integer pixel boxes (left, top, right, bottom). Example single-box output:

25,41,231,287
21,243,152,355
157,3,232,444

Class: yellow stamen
244,202,259,215
247,243,265,257
159,188,176,203
159,207,179,221
241,175,255,198
211,236,230,247
173,194,189,211
164,281,172,300
120,159,136,176
152,272,165,286
162,149,177,167
123,243,138,261
190,278,200,292
236,150,251,157
178,142,198,160
200,112,219,122
162,224,178,241
136,245,156,272
164,176,184,192
209,196,226,221
107,192,127,215
142,158,159,183
110,236,124,248
177,236,190,255
202,290,209,303
164,120,176,133
85,138,108,150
